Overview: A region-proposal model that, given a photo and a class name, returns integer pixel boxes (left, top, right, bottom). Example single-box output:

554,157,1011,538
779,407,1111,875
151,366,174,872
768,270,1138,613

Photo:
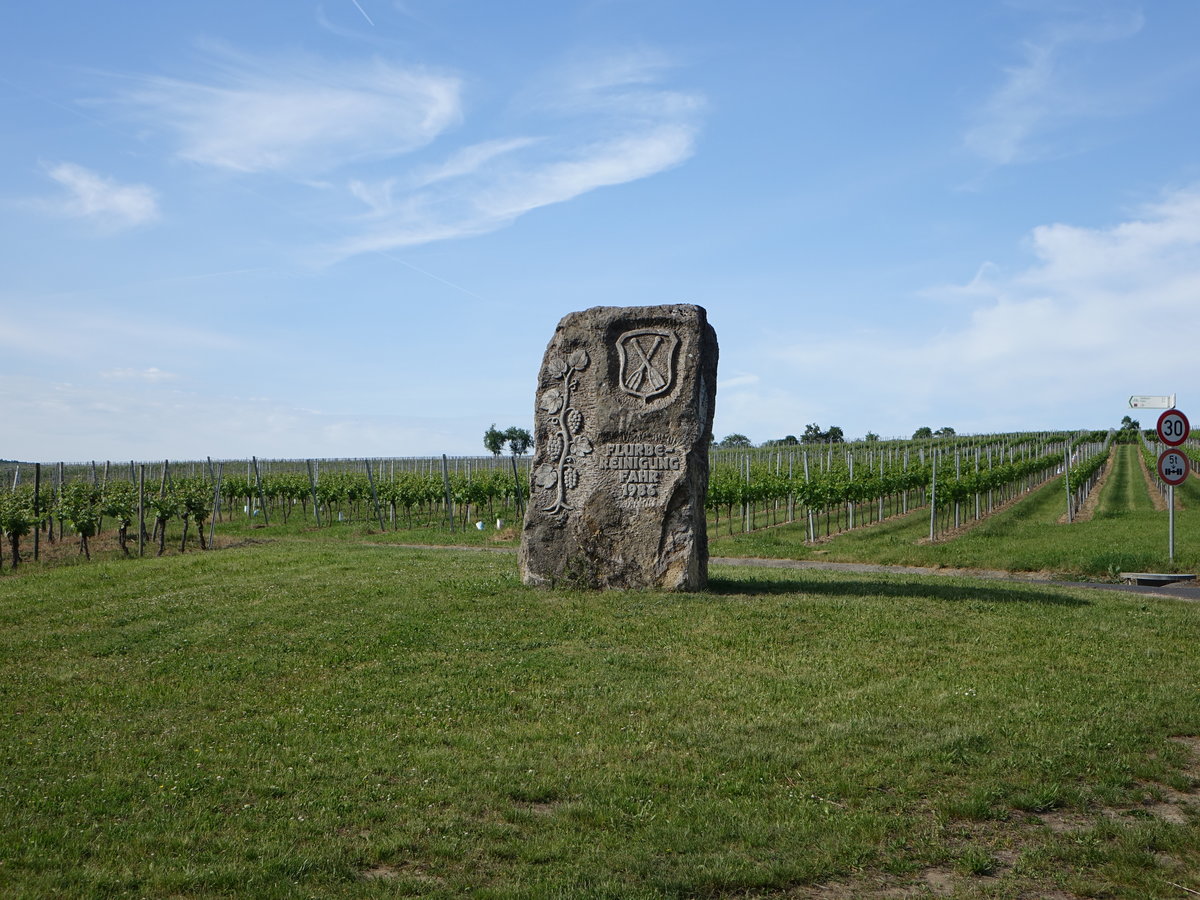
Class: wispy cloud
96,42,701,262
40,162,159,228
100,367,177,382
328,50,704,260
111,45,461,174
964,11,1144,165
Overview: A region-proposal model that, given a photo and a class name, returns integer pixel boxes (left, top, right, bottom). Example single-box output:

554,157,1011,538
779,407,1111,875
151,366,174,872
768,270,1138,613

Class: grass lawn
2,539,1199,897
710,444,1200,578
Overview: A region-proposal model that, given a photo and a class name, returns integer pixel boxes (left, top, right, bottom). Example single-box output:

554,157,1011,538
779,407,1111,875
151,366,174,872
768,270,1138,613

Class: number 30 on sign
1157,409,1190,446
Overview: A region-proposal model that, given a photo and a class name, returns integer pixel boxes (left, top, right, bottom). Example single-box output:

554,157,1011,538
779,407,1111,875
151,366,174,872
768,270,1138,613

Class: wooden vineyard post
32,463,40,562
509,455,524,518
306,460,321,526
929,449,938,542
138,465,145,557
1064,444,1073,523
251,457,269,526
364,459,386,532
99,461,109,535
847,451,855,530
787,452,795,524
954,448,961,530
742,454,751,533
878,452,884,523
55,462,64,543
440,455,455,533
208,458,222,549
974,447,981,521
803,451,814,542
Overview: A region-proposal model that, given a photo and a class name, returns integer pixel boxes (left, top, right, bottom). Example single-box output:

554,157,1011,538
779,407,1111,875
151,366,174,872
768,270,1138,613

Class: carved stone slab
518,304,718,590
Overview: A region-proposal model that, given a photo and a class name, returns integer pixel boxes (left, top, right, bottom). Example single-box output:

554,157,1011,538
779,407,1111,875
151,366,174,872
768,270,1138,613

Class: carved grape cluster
539,347,592,515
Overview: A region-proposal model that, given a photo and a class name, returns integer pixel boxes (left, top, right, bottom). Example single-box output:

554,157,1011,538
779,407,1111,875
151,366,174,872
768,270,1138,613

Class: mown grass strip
2,542,1198,897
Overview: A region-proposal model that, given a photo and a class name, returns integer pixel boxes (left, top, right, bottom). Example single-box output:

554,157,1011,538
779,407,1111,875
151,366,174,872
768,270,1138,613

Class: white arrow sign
1130,394,1176,409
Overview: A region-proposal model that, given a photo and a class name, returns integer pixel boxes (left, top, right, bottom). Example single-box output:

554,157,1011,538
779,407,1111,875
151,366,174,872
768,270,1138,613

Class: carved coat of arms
617,329,678,400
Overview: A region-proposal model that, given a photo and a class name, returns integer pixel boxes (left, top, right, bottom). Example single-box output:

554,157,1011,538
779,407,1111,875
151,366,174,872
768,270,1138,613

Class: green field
2,537,1200,898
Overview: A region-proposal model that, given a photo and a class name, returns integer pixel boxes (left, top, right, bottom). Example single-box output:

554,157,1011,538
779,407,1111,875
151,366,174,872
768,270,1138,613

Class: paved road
711,556,1200,602
375,542,1200,602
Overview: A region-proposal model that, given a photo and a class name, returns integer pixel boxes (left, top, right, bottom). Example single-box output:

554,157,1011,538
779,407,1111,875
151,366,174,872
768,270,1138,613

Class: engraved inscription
617,329,679,400
601,442,680,506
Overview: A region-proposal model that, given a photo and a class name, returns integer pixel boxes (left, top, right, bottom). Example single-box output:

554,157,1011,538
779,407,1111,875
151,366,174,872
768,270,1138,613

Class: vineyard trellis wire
0,455,534,568
1,430,1175,571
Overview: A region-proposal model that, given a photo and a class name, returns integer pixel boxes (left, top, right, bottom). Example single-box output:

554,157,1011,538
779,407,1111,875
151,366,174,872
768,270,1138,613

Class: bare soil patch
1139,446,1172,512
1058,449,1115,524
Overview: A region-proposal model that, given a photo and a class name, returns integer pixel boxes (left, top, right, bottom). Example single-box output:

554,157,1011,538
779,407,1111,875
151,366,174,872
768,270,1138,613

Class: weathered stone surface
518,304,718,590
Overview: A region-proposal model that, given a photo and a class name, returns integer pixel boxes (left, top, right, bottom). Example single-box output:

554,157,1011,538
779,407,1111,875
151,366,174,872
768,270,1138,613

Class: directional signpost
1131,394,1177,409
1155,408,1190,561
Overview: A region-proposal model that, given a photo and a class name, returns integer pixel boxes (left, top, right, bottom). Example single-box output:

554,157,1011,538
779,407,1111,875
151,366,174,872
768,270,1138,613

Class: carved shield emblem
617,329,678,400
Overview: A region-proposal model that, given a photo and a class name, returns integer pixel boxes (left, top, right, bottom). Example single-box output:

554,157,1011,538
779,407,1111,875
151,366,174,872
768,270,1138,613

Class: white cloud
760,185,1200,437
41,162,159,228
100,367,177,382
113,47,461,174
328,53,703,261
965,12,1144,165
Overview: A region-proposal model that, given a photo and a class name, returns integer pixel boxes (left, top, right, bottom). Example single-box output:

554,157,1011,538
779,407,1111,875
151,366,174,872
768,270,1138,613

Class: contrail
349,0,375,25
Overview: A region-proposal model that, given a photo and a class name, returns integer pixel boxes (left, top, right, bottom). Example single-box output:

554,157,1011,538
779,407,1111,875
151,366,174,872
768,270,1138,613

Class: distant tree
825,426,845,443
504,426,533,456
483,424,507,456
934,426,956,437
718,433,753,448
912,426,934,439
864,432,880,442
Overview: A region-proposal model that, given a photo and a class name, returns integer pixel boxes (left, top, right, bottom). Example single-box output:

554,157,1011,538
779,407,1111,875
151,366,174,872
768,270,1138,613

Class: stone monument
518,304,718,590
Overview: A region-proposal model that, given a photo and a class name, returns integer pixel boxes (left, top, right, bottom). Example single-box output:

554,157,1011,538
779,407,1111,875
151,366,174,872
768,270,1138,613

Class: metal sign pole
1169,484,1175,562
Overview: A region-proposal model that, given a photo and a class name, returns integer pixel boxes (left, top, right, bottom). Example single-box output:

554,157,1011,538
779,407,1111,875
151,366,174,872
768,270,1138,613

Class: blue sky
4,1,1200,461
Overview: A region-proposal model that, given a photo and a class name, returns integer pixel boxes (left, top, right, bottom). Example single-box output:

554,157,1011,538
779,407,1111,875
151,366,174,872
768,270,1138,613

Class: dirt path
1138,443,1172,512
1058,447,1115,524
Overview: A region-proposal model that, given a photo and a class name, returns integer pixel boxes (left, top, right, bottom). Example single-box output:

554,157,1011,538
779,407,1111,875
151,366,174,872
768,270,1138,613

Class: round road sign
1157,448,1190,486
1157,408,1190,446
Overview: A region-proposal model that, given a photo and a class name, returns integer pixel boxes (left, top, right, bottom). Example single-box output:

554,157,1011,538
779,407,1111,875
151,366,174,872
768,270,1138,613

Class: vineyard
2,428,1197,575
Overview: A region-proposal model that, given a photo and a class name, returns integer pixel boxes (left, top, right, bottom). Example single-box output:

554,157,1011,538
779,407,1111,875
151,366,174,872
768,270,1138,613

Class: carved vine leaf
539,388,564,414
567,349,589,371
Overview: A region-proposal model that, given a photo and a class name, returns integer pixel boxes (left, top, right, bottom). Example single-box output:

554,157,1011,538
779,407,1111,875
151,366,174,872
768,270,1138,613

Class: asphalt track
711,556,1200,602
383,541,1200,602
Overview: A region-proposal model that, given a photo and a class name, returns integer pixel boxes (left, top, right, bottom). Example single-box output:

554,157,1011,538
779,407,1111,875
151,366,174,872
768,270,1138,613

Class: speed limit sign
1158,448,1190,486
1157,408,1190,446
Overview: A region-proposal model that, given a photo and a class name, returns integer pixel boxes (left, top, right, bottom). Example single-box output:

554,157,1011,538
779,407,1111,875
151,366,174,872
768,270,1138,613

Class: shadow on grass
707,575,1091,607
